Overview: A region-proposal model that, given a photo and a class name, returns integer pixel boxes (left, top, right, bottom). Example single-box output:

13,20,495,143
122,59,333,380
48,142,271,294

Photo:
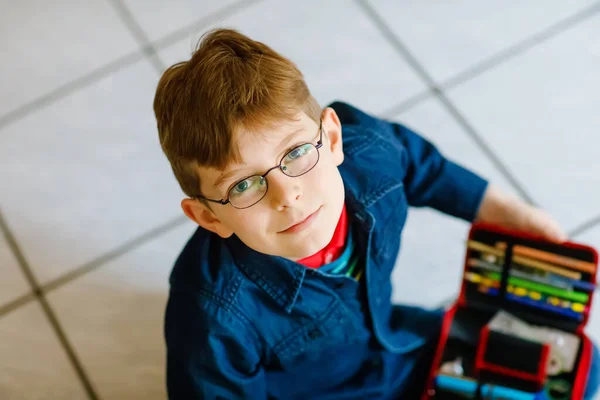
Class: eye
232,179,251,194
286,144,311,161
229,176,265,197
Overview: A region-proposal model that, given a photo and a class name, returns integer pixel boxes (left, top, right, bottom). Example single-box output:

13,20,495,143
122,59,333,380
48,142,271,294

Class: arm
392,121,567,242
165,292,266,400
392,122,488,221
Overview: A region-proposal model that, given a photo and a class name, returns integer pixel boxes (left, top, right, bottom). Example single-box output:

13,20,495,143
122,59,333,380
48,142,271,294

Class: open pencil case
421,223,598,400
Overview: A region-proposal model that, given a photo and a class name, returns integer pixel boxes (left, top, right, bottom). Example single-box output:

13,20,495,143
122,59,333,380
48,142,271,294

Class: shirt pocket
272,298,367,369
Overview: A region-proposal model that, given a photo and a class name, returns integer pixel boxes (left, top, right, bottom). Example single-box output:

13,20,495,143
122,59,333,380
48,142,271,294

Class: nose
267,170,302,210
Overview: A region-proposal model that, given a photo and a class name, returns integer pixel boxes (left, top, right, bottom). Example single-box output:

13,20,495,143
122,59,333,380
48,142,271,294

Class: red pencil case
421,223,598,400
475,325,550,391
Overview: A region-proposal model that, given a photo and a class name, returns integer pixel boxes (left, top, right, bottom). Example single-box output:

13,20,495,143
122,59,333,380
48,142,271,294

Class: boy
153,29,598,399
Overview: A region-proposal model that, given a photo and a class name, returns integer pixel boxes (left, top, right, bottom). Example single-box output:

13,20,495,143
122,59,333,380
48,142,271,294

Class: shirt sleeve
165,291,267,400
391,121,489,222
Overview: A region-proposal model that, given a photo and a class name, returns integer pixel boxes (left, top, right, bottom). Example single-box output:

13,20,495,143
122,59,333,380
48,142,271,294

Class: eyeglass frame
195,120,324,209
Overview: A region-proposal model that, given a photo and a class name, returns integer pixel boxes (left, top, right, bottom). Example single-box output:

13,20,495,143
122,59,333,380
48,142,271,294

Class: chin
301,221,338,256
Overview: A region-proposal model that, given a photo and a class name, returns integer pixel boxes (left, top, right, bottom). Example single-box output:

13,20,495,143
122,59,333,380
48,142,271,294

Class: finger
526,208,568,243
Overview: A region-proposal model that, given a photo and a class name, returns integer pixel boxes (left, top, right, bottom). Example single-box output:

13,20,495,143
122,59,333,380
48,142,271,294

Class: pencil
467,241,581,280
512,254,581,280
468,258,596,292
497,242,596,274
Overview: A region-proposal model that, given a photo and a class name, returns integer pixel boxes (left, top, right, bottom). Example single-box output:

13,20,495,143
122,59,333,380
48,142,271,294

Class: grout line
362,1,600,115
355,0,436,87
108,0,165,73
151,0,264,52
440,2,600,91
0,211,43,304
356,0,536,205
42,215,189,293
0,0,261,133
0,51,145,132
0,210,100,400
569,214,600,239
0,292,36,319
36,297,101,400
379,89,434,119
0,214,188,317
433,92,534,205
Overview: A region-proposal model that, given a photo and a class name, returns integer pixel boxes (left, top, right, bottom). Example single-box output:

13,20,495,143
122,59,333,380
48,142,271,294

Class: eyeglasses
196,121,324,209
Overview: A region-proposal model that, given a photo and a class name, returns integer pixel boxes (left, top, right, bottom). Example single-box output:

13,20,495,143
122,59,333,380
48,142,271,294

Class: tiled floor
2,1,600,398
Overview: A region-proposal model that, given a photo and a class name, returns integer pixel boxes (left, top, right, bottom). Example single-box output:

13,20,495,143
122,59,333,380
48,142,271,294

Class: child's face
182,108,345,260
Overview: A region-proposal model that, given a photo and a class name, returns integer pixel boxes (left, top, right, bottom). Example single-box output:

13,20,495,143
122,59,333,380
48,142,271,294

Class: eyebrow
213,126,305,190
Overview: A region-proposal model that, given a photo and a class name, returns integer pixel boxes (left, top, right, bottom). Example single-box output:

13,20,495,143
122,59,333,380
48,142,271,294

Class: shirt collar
225,181,376,313
296,203,348,268
225,234,305,313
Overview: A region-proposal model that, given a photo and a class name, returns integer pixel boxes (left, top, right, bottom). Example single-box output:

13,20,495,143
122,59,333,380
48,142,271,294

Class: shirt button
325,253,333,263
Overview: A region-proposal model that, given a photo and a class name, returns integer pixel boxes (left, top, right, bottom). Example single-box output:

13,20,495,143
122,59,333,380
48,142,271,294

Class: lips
279,206,321,233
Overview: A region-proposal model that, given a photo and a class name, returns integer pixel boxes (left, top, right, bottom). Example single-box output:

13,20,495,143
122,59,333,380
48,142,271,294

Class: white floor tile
390,98,521,308
47,221,197,400
157,0,428,115
0,231,30,308
367,0,596,84
0,301,87,400
445,12,600,233
0,0,139,118
123,0,240,43
575,223,600,250
0,59,184,285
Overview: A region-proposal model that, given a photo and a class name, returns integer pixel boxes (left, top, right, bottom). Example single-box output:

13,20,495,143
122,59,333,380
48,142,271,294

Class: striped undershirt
319,224,363,281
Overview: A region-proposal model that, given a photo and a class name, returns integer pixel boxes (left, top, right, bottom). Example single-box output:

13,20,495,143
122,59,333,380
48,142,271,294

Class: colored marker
478,286,583,321
466,272,587,309
435,374,545,400
485,272,589,303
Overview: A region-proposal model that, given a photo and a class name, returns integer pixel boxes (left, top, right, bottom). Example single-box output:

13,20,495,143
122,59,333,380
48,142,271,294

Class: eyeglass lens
228,143,320,209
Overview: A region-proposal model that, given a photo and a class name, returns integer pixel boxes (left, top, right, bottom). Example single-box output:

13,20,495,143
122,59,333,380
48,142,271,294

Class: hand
475,184,568,243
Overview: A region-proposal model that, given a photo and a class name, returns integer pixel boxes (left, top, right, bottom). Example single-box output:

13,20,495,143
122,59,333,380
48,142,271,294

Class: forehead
232,112,314,160
236,113,307,146
197,112,313,187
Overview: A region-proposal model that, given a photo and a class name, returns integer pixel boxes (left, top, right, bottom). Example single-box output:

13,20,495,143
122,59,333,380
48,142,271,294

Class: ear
321,107,344,166
181,198,234,238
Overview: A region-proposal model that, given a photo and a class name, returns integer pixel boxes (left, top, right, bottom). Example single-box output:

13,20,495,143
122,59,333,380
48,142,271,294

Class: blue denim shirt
164,101,489,399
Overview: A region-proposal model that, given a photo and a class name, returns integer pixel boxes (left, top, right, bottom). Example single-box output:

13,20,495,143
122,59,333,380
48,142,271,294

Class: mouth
279,206,322,234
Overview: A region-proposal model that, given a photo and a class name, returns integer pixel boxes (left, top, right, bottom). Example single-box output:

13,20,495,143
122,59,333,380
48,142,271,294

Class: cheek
229,210,271,235
311,160,343,194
